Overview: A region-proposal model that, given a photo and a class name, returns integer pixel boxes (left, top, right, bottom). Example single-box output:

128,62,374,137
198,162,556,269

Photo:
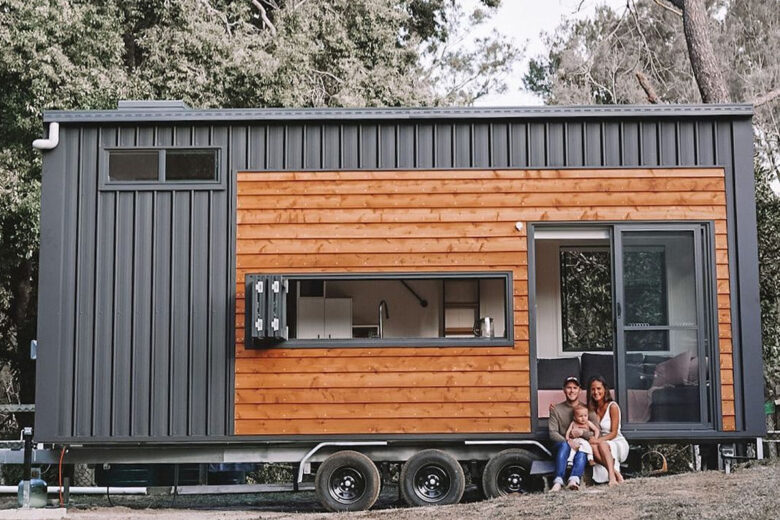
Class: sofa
537,351,700,423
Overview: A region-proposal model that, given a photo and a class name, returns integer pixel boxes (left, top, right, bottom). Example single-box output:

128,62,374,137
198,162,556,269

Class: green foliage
560,249,613,352
755,161,780,397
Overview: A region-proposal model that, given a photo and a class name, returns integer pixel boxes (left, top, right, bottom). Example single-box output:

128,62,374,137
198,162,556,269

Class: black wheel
481,449,535,498
314,451,381,512
400,449,465,507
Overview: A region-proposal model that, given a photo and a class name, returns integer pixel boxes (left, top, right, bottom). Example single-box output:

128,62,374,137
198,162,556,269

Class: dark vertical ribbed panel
379,124,396,169
397,124,415,168
34,124,69,439
698,121,715,165
679,121,696,164
584,122,602,166
267,125,284,170
510,123,528,167
563,122,582,167
453,124,471,168
641,122,659,166
304,125,321,170
248,126,266,170
59,127,80,437
604,122,621,165
112,191,134,436
548,122,565,167
189,191,209,435
93,127,117,437
170,190,191,436
360,125,377,168
342,125,359,169
417,124,434,168
73,127,98,437
286,125,304,170
323,124,340,169
131,191,153,436
491,123,509,168
435,124,452,168
528,122,545,166
150,190,172,437
622,122,639,165
212,125,230,435
473,124,490,167
659,121,677,166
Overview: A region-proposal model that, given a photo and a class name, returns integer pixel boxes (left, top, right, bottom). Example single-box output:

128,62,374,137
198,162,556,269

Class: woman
587,375,629,486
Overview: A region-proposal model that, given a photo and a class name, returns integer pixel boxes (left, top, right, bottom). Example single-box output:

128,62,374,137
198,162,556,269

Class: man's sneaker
550,482,563,492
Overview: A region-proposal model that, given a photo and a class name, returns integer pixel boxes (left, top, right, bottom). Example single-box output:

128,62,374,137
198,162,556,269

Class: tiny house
32,101,764,509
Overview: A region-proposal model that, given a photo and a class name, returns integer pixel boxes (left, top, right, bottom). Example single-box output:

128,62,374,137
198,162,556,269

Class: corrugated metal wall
35,114,760,442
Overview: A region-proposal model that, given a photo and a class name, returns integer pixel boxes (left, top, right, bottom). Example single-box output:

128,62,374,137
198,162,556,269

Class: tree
0,0,519,430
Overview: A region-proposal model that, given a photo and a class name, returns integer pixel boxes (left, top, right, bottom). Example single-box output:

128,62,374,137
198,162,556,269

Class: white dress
592,401,629,483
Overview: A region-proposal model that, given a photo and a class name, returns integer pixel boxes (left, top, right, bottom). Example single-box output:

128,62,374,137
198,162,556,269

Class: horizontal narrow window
165,149,217,181
108,150,159,181
245,273,513,348
106,148,219,184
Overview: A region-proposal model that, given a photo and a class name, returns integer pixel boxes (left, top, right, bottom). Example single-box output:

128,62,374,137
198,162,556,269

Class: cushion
537,389,586,418
537,357,581,390
652,351,691,388
686,355,699,385
580,352,614,389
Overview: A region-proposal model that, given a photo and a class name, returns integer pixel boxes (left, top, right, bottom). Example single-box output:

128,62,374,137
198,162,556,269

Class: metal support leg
20,427,32,508
63,476,70,507
756,438,764,460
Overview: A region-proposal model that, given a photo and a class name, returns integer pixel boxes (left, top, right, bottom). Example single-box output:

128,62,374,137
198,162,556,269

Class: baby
566,404,600,465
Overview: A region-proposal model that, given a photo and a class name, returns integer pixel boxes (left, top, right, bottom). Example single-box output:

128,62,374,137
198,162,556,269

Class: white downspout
32,122,60,150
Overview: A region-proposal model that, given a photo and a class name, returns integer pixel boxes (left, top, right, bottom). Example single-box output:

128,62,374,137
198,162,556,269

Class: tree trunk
673,0,730,103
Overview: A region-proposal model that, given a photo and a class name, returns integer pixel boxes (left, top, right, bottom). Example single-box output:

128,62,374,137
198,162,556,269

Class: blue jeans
553,441,587,485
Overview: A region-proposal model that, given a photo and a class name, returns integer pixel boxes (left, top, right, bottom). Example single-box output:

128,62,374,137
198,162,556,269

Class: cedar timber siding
234,167,734,435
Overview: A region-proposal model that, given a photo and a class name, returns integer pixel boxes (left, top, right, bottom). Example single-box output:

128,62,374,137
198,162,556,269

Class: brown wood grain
234,387,530,404
235,402,531,420
234,371,530,389
234,417,532,435
234,167,735,436
237,177,726,196
235,355,529,374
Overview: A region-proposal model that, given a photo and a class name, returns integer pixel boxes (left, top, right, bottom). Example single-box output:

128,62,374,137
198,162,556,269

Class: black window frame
245,271,515,349
100,146,224,191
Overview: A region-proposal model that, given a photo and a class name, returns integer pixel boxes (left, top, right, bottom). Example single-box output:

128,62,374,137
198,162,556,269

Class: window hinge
255,280,264,294
271,318,280,332
272,280,281,293
255,318,263,332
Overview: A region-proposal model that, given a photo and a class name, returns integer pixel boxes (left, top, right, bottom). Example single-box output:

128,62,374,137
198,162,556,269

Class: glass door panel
615,228,711,427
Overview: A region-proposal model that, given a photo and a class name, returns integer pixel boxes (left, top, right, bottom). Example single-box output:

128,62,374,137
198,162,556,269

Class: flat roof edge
43,103,754,124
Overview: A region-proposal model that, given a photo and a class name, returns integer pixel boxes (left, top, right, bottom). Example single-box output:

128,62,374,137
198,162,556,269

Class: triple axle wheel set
314,448,537,512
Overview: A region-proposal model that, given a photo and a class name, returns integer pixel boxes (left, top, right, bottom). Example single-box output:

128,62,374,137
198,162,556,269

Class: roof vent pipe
32,122,60,150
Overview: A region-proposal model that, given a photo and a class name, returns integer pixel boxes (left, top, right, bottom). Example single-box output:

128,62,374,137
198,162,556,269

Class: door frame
528,222,722,436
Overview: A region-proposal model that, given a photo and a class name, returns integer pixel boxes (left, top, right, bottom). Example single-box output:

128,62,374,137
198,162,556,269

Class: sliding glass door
613,225,713,429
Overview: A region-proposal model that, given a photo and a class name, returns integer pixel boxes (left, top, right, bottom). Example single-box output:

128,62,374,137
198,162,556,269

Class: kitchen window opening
245,273,514,348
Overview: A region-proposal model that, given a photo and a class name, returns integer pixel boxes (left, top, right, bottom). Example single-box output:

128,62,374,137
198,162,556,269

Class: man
548,376,599,491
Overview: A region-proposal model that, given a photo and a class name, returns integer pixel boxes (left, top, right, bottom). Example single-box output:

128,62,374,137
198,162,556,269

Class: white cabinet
325,298,352,339
296,297,352,339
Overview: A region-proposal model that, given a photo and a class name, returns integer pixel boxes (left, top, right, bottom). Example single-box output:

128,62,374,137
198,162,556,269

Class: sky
465,0,628,106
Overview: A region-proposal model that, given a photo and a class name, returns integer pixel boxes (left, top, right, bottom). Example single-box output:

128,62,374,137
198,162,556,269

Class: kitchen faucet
378,300,390,338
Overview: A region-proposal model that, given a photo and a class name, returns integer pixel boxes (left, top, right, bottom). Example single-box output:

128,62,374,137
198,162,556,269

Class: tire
314,450,381,512
400,449,465,507
72,464,97,487
481,449,535,498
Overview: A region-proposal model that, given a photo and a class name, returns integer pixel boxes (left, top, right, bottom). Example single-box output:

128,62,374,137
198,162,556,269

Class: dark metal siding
35,111,760,443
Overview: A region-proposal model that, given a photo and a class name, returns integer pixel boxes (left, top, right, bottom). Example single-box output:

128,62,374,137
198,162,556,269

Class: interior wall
326,279,442,337
534,240,563,358
479,278,506,337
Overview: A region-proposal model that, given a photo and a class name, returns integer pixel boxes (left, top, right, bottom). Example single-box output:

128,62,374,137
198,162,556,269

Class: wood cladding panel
235,168,735,435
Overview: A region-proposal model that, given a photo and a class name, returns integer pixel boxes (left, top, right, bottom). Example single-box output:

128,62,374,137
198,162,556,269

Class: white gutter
32,122,60,150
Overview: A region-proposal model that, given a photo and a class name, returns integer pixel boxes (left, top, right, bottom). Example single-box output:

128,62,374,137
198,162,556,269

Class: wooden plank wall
234,167,735,435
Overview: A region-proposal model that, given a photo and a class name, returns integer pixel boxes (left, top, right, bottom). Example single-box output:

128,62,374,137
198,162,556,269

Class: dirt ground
0,460,778,520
